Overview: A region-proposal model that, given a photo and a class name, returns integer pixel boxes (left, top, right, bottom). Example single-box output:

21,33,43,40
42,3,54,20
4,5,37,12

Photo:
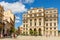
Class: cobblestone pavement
0,36,60,40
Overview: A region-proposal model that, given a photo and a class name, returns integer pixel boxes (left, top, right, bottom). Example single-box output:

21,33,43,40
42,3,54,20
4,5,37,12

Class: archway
34,28,37,36
29,28,33,35
38,28,41,36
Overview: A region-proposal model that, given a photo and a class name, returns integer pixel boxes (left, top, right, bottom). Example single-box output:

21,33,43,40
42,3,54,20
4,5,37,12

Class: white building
22,8,58,36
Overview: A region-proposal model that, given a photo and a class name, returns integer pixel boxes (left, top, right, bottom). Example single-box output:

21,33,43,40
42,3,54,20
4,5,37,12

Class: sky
0,0,60,30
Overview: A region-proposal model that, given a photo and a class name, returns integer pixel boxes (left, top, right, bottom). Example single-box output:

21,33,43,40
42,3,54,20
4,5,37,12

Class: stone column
41,27,44,36
56,31,58,36
36,28,38,36
41,30,44,36
37,18,39,26
32,19,34,26
28,28,29,35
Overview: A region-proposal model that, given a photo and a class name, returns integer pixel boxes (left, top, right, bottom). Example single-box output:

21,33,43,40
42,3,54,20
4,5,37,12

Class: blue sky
0,0,60,30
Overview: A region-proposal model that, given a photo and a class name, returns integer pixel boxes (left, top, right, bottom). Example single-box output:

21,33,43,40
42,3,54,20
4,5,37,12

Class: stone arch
34,28,37,35
30,28,32,30
38,28,41,36
29,28,33,35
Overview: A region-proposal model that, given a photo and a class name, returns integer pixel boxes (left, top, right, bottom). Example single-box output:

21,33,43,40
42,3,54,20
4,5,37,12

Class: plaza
0,36,60,40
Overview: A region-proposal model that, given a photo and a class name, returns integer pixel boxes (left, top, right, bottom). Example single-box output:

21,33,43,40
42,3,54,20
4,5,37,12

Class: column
37,19,39,26
32,19,34,26
56,31,58,36
28,28,29,35
37,28,38,36
41,27,44,36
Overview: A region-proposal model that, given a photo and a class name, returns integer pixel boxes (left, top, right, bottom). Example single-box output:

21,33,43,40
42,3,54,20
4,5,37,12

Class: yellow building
22,8,58,36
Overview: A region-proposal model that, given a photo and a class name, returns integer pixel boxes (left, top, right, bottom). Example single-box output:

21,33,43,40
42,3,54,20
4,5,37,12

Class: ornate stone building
3,10,15,36
0,5,15,37
22,8,58,36
0,5,4,36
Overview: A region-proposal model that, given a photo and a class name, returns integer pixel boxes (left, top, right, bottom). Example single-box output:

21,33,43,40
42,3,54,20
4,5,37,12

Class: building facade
18,25,23,35
0,5,4,36
3,10,15,36
22,8,58,36
0,5,15,37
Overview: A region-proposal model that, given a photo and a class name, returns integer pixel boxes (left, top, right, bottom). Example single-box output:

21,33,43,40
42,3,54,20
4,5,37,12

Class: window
30,19,32,21
23,24,25,27
23,15,25,17
54,10,56,12
54,14,56,17
46,15,48,17
30,19,32,26
26,24,28,27
23,28,25,30
46,12,48,13
54,27,56,30
50,19,52,21
46,28,48,30
54,23,56,26
54,19,56,21
0,10,2,13
34,14,36,17
26,20,28,23
30,14,32,17
50,11,52,13
39,22,41,26
39,10,41,12
35,22,36,26
46,23,48,26
34,19,36,26
45,19,48,21
50,15,52,17
54,31,56,36
50,23,52,26
23,18,26,20
23,21,25,23
39,18,41,21
34,19,36,21
50,28,52,30
39,14,42,16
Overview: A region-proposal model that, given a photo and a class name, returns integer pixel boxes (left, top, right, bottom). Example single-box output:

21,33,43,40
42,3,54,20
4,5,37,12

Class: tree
34,30,37,36
39,31,41,36
10,27,15,35
22,32,25,35
30,30,33,35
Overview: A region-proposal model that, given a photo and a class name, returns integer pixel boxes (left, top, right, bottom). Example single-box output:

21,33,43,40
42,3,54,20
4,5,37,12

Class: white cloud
15,20,20,23
30,7,33,9
0,1,27,13
15,16,20,23
15,16,20,19
19,0,34,3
